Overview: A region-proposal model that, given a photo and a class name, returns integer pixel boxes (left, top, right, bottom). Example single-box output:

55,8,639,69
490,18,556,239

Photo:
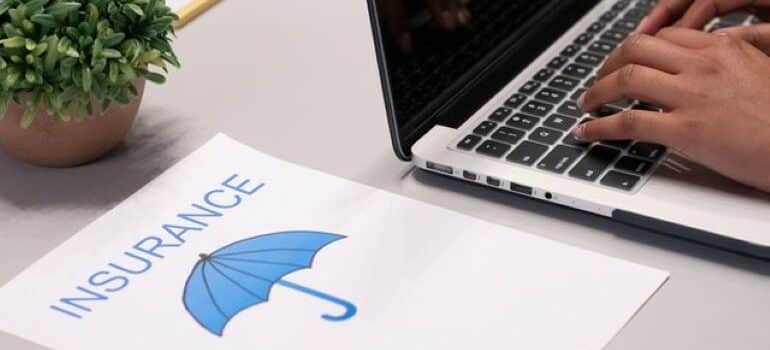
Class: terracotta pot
0,80,145,168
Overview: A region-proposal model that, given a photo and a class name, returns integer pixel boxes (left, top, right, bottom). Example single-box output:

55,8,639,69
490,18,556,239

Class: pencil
174,0,223,29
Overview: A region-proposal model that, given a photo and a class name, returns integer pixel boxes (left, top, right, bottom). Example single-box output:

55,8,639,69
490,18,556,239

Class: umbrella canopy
183,231,357,336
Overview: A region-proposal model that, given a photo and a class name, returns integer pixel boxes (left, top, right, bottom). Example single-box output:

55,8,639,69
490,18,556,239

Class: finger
715,24,770,55
427,0,458,31
581,65,683,112
636,0,695,34
450,0,471,26
674,0,755,29
656,26,720,48
572,110,684,147
597,34,696,79
379,0,412,52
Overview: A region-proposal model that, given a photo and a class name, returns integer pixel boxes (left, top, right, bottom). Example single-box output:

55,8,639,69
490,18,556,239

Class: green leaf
124,4,144,17
31,13,57,27
1,37,26,48
82,67,92,92
101,48,121,58
20,108,36,129
144,72,166,84
25,0,50,15
101,32,124,47
46,2,81,16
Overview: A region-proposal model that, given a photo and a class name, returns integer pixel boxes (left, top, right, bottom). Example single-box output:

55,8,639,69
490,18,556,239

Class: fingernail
633,16,649,35
457,9,471,26
577,93,586,110
572,124,587,140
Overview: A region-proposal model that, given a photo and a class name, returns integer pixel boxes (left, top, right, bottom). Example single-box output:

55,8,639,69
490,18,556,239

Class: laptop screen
367,0,597,159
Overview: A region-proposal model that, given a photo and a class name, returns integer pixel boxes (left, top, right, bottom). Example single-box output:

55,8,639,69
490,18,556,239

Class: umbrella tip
198,253,210,260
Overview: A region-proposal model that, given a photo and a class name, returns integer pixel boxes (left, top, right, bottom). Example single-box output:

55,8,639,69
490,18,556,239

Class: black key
489,107,513,122
558,101,583,118
549,76,581,91
548,56,569,70
613,20,638,33
569,145,621,181
457,134,482,150
633,102,661,111
519,81,541,95
720,12,751,25
562,133,591,148
576,52,604,67
537,145,585,174
575,33,594,46
507,113,539,130
601,10,620,23
613,0,631,11
563,64,592,79
571,88,586,101
615,156,654,175
535,88,568,104
601,171,640,191
521,100,554,117
529,127,563,145
507,141,549,166
624,9,647,21
534,68,556,82
601,140,633,149
584,77,596,87
629,142,666,160
476,140,511,158
609,98,634,108
473,121,497,136
491,127,526,145
561,44,580,57
601,30,627,43
505,93,527,108
587,21,605,33
592,105,622,118
544,114,577,131
588,41,616,55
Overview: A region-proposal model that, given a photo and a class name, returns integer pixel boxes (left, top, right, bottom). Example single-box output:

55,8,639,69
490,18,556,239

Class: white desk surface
1,1,769,349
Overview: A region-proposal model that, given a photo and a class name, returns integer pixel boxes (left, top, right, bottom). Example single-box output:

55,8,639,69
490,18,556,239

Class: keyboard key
534,68,556,82
529,127,564,145
584,77,596,87
548,56,569,70
473,121,497,136
613,0,631,11
588,41,616,55
609,98,634,108
558,101,583,118
632,102,661,111
575,33,594,46
543,114,578,131
624,9,647,21
563,64,592,79
489,107,513,122
613,20,638,33
587,21,605,33
592,105,622,118
569,145,621,181
601,171,640,191
576,52,604,67
562,133,591,148
519,81,541,95
561,44,580,57
537,145,585,174
629,142,666,160
476,140,511,158
601,10,620,22
522,100,554,117
601,140,633,149
507,113,539,130
601,30,627,43
615,156,654,175
535,88,568,104
507,141,549,166
505,93,527,108
491,126,526,144
549,76,581,91
457,134,482,150
571,88,587,101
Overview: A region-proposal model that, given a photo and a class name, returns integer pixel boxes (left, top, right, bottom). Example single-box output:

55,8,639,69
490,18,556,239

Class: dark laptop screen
368,0,596,159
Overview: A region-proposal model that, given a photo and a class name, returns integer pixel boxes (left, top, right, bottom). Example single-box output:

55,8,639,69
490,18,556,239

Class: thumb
714,24,770,56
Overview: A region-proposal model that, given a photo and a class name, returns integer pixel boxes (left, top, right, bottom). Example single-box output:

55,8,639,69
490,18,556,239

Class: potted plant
0,0,179,167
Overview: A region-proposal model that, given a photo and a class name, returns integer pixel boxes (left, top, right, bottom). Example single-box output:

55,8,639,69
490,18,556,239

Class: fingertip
457,9,471,26
572,124,588,141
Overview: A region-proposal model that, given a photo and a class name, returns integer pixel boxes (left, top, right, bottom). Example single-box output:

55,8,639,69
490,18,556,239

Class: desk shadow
412,169,770,276
0,110,187,210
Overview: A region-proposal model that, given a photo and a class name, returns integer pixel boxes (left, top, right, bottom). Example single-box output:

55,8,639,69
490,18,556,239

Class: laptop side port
462,170,478,181
486,177,501,187
510,183,533,196
426,161,453,175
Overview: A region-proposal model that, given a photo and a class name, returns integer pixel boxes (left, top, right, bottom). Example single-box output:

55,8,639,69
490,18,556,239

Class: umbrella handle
276,279,357,322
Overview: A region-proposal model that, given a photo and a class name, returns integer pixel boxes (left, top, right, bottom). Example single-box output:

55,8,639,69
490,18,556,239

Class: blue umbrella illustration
182,231,357,336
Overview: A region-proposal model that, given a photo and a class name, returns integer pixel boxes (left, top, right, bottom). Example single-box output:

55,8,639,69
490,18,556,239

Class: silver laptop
365,0,770,258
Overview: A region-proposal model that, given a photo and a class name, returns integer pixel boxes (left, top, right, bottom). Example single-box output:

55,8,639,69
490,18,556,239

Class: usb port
426,161,453,175
486,177,501,187
510,183,533,196
462,171,478,181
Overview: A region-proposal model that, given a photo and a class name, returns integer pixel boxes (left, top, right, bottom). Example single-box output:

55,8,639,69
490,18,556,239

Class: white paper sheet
166,0,190,13
0,134,668,350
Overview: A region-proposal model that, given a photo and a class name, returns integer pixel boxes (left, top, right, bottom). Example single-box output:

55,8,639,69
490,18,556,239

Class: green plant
0,0,179,128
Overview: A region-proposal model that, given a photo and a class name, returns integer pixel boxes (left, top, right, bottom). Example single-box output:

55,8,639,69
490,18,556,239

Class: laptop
365,0,770,258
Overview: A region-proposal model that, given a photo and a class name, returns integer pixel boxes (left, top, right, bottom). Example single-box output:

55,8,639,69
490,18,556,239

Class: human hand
378,0,470,52
636,0,770,34
574,28,770,192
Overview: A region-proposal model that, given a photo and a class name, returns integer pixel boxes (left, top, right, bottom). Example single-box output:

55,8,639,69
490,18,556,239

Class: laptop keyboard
452,0,753,193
